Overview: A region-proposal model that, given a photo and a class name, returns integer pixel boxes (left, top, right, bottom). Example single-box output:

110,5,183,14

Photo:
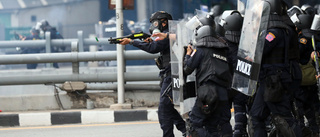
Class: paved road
0,109,235,137
0,121,183,137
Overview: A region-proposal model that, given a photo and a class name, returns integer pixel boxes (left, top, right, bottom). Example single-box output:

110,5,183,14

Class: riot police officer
20,27,42,69
220,10,248,137
289,5,320,137
183,17,232,136
119,11,186,137
249,0,302,136
36,19,64,68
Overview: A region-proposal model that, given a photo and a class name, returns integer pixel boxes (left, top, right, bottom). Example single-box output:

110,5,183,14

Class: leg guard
272,115,296,137
247,116,254,137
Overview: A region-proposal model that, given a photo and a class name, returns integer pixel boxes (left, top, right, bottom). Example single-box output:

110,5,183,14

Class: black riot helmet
287,5,303,17
265,0,288,15
195,25,216,41
149,11,172,22
288,5,314,30
301,4,316,15
210,5,223,17
39,19,51,31
149,11,172,33
221,11,243,31
199,15,215,28
186,14,215,31
220,11,243,43
292,13,314,29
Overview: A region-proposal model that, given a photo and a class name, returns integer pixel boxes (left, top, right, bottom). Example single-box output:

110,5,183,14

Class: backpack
300,59,317,86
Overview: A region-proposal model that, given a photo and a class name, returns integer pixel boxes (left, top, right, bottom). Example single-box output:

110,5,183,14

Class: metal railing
0,30,160,92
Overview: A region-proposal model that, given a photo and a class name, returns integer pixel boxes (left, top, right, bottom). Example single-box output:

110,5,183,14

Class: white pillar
116,0,125,104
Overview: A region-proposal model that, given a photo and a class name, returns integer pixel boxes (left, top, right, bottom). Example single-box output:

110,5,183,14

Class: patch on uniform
299,38,307,44
212,53,227,61
191,49,197,57
266,32,276,42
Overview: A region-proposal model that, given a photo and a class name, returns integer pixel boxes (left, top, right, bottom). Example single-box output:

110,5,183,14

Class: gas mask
149,19,168,34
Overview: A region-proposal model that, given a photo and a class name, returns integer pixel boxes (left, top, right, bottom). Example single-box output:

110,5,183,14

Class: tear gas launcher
108,32,151,44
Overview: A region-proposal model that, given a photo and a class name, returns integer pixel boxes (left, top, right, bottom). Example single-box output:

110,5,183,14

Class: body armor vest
195,37,232,87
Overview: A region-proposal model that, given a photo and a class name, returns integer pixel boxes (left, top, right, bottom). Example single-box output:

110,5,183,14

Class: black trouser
158,75,186,137
250,77,302,137
299,84,319,134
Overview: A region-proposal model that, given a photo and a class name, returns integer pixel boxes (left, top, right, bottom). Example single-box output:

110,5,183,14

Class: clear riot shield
169,20,196,117
237,0,246,13
231,0,270,96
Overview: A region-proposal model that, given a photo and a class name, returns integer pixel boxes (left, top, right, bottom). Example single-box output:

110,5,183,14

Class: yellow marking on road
0,121,159,131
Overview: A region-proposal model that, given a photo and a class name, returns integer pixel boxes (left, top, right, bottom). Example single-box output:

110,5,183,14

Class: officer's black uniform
288,5,320,136
131,30,186,137
44,26,63,68
226,32,250,137
249,13,302,137
39,20,64,68
221,11,250,137
298,28,320,135
184,26,232,137
129,11,186,137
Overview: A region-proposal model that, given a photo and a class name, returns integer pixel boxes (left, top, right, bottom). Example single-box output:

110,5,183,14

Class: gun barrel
108,37,123,44
108,32,151,44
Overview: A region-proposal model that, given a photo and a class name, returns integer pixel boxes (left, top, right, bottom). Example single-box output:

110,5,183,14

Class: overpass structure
0,30,162,112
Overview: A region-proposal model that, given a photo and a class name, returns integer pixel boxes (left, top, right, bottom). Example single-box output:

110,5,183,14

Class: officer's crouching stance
249,0,302,137
183,24,232,136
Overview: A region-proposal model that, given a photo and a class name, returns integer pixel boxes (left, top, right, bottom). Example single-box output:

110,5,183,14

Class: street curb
0,109,159,127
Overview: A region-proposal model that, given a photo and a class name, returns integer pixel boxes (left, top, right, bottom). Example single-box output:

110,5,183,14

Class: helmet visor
290,13,300,24
185,16,202,30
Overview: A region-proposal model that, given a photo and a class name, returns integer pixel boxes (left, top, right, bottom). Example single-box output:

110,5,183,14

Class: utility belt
155,54,170,70
155,56,164,70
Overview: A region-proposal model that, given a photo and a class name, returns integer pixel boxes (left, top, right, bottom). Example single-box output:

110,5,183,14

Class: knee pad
271,115,296,137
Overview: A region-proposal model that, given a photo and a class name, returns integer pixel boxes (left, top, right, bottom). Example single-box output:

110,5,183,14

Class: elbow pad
184,65,194,75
